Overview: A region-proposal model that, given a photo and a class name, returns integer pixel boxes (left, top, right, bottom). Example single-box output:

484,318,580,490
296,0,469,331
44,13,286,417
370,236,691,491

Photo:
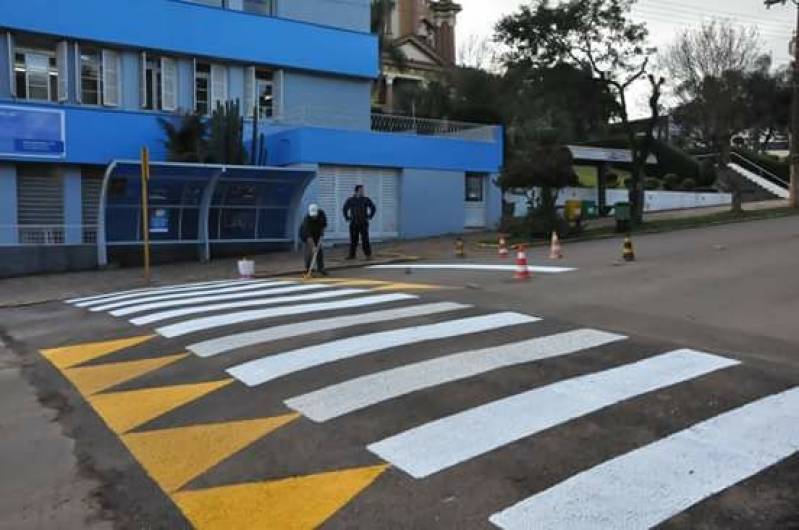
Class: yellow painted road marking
292,277,443,292
371,282,442,292
172,464,389,530
123,414,299,492
63,353,188,396
41,335,155,369
89,379,233,434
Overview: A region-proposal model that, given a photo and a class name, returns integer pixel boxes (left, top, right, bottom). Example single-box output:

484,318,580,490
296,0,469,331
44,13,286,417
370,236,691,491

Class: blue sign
150,208,169,234
0,105,66,159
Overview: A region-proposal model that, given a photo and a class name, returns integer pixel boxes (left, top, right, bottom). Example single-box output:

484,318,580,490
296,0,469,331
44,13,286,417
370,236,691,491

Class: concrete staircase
728,161,790,200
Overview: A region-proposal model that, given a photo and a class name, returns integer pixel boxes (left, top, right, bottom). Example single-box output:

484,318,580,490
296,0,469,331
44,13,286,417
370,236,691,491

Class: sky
455,0,795,116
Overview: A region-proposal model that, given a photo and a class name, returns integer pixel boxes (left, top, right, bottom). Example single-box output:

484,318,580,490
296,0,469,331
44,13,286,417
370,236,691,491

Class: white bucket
237,259,255,279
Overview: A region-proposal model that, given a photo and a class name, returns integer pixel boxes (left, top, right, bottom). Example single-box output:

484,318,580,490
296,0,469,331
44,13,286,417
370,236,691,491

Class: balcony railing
273,106,499,143
0,225,98,246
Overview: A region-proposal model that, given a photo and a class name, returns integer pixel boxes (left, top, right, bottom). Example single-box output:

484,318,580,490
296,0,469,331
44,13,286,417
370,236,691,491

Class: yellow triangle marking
41,335,156,370
172,464,389,530
63,353,188,396
88,379,233,434
122,414,299,493
371,282,442,292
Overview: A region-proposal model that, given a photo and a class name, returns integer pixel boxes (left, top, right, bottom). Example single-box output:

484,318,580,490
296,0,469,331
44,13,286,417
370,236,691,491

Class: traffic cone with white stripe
514,245,531,280
549,232,563,260
623,235,636,262
498,236,509,258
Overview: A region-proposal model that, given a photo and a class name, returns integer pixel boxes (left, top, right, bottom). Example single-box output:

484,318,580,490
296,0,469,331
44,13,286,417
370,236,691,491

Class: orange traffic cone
623,235,635,262
514,245,531,280
498,236,509,258
549,232,563,260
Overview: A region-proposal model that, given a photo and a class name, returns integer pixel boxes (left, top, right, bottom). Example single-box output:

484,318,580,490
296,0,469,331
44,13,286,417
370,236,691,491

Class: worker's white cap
308,204,319,218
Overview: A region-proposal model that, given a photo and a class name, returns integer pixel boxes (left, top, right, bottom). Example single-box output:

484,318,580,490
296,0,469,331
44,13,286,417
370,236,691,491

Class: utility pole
765,0,799,207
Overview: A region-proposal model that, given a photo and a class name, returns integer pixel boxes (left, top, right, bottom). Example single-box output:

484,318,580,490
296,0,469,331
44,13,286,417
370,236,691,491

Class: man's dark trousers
349,222,371,258
304,238,325,271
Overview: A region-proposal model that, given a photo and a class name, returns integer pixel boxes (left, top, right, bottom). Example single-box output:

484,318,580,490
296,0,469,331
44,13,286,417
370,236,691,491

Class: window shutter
161,57,178,111
56,41,69,102
140,51,147,108
244,66,256,118
210,64,227,111
192,57,197,112
101,49,120,107
74,43,81,103
7,33,16,97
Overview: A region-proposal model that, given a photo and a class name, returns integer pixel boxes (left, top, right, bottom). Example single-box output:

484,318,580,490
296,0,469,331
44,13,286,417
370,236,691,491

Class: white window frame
24,52,51,101
56,40,68,102
255,69,274,119
101,49,121,107
74,43,81,103
161,57,178,112
6,33,15,97
210,63,227,112
140,51,148,108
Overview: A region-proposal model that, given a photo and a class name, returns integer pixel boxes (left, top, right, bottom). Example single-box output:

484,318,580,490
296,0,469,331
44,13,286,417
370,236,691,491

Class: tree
159,113,207,163
496,0,662,225
207,100,247,165
743,58,791,153
664,20,766,211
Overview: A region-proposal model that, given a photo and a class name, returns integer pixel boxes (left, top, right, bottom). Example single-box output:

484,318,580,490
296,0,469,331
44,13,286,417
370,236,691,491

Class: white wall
507,188,732,217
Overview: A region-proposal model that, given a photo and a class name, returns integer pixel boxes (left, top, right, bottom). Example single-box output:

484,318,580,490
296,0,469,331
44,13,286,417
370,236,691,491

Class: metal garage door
317,165,399,241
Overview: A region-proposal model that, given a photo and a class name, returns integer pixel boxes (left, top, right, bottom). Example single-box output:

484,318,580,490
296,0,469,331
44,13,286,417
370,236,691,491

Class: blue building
0,0,503,276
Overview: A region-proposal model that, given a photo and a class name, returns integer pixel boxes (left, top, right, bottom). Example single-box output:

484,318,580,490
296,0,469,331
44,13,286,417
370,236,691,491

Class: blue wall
281,72,371,129
267,126,504,173
400,169,465,238
0,164,17,244
485,173,503,229
3,0,378,79
278,0,371,32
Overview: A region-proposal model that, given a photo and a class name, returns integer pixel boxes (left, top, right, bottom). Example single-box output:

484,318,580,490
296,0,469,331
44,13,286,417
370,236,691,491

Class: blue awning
97,161,315,265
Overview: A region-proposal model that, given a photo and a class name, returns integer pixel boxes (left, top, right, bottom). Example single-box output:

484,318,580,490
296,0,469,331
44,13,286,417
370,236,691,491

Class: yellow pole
140,146,151,282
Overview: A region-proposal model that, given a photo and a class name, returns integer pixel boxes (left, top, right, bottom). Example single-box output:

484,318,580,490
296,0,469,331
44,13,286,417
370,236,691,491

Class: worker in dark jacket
299,203,328,276
343,184,376,260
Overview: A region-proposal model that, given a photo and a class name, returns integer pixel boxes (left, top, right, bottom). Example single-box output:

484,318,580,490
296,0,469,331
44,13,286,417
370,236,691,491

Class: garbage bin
564,200,583,222
581,200,598,219
614,202,631,233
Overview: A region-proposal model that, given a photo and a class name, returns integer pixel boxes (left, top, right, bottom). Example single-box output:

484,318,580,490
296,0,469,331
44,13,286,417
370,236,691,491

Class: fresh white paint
228,312,539,387
489,386,799,530
129,288,368,326
109,283,324,317
368,350,739,479
189,302,470,358
369,264,576,274
70,279,263,307
287,329,626,423
155,293,418,338
91,281,290,312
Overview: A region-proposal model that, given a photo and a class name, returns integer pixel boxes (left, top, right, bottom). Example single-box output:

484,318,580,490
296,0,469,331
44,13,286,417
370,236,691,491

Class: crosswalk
64,278,799,529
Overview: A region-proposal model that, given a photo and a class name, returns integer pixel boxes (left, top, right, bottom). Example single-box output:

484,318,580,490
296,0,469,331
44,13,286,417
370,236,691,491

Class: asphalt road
1,215,798,529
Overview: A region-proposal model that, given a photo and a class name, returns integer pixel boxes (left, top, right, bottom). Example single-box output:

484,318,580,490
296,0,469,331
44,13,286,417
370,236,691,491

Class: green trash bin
582,200,598,219
614,202,631,232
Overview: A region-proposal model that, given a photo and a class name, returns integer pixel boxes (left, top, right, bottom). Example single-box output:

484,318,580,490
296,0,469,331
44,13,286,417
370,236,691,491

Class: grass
483,207,799,247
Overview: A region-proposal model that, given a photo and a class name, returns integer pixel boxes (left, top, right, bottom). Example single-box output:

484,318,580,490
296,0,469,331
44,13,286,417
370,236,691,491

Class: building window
80,47,101,105
142,54,178,111
256,69,274,119
195,61,227,115
465,174,484,202
242,0,275,16
11,35,66,102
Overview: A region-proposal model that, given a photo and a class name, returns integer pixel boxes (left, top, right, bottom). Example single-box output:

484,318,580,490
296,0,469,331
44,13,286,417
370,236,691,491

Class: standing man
299,203,328,276
343,184,377,260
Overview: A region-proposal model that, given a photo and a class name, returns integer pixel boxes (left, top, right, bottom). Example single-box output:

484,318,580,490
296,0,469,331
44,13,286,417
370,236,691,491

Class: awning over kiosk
97,161,315,266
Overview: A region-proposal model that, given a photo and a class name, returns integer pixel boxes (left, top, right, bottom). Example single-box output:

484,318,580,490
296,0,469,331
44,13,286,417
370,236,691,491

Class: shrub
698,159,718,187
623,178,633,190
605,172,619,188
644,177,661,190
662,173,681,191
680,177,697,191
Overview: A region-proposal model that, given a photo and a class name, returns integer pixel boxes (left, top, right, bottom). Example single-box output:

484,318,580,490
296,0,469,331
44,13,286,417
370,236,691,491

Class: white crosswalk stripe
188,302,471,358
489,386,799,530
130,288,370,326
368,350,740,479
89,280,290,312
228,312,540,387
155,293,419,338
370,264,576,274
69,279,261,307
109,283,328,317
65,278,253,305
286,329,627,423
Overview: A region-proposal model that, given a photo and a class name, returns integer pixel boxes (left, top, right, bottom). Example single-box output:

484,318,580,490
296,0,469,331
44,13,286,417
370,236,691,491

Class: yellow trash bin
564,200,583,222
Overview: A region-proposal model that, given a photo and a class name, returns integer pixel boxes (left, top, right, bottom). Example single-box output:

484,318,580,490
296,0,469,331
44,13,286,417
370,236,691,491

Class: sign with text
0,105,66,159
150,208,169,234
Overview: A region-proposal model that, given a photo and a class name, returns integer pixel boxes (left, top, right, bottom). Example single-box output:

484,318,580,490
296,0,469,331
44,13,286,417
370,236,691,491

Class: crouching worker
299,203,328,277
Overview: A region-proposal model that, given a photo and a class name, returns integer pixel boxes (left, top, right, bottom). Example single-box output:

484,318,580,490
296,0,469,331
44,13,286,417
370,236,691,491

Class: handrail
693,152,789,188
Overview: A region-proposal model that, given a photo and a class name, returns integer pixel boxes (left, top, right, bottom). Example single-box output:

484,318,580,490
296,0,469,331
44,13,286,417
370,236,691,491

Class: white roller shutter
56,41,69,102
101,49,120,107
7,33,15,97
140,52,148,108
243,66,256,118
161,57,178,111
317,166,400,240
74,43,81,103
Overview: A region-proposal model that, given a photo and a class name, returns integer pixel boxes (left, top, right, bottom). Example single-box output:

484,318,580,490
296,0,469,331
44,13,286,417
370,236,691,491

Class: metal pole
140,146,151,282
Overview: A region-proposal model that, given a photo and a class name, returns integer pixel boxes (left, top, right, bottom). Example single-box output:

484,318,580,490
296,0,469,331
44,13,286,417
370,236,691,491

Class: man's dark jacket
343,196,376,226
299,210,327,243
